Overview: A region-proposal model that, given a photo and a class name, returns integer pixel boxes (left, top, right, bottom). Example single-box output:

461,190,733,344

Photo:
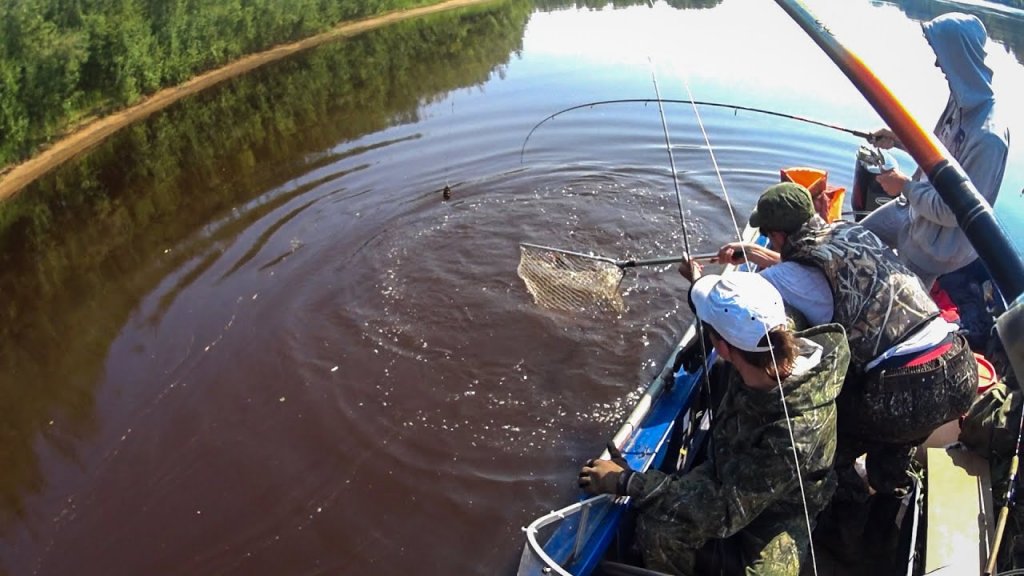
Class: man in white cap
578,267,849,575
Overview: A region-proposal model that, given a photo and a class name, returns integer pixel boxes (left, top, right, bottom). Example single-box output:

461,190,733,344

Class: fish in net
517,244,626,313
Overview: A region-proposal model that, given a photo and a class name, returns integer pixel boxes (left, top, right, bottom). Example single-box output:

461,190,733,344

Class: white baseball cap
688,273,788,352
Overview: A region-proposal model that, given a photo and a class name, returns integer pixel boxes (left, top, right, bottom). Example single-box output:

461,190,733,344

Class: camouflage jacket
783,217,938,368
627,324,849,546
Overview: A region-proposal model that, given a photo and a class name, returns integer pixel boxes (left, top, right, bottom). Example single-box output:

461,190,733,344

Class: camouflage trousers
635,514,809,575
835,333,977,495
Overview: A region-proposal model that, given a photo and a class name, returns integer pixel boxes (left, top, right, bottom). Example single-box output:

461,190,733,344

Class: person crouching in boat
578,269,849,575
717,182,978,543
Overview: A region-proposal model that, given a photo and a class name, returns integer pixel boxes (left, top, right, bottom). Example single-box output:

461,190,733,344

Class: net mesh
517,244,625,312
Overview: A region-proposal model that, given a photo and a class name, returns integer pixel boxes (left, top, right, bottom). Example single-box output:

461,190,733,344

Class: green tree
0,59,29,160
0,0,458,168
5,2,88,132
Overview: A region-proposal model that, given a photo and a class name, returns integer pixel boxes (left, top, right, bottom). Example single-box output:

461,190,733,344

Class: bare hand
868,128,901,150
716,241,781,268
716,242,749,265
678,258,703,283
876,169,909,197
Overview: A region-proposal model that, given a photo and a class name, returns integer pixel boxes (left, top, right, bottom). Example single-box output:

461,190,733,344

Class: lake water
1,0,1022,574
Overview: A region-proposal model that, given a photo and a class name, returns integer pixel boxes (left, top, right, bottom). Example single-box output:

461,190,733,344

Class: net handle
520,242,716,269
622,253,717,268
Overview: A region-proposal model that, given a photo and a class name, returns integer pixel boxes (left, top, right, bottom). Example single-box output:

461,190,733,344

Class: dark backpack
959,382,1021,462
959,381,1024,571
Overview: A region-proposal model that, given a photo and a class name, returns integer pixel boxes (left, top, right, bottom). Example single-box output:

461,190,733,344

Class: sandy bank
0,0,495,202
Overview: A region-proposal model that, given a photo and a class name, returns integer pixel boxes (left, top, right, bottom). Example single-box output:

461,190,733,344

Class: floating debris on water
442,184,452,201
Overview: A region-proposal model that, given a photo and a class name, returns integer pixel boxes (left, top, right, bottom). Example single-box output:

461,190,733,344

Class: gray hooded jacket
900,13,1009,277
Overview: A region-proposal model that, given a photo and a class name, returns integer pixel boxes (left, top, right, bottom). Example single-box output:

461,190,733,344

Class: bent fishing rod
520,98,871,162
774,0,1024,302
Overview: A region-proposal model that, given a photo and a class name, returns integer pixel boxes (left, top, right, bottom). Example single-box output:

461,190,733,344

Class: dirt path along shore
0,0,495,203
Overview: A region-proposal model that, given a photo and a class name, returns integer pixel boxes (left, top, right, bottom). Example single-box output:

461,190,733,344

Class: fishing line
670,59,823,576
520,98,870,162
643,59,724,494
443,100,456,200
646,59,717,397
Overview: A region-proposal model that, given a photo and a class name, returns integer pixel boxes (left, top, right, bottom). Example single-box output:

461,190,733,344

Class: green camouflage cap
748,182,815,233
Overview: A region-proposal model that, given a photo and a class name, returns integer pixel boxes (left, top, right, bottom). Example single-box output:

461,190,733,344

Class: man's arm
627,437,798,542
759,262,834,326
717,242,781,268
903,132,1008,226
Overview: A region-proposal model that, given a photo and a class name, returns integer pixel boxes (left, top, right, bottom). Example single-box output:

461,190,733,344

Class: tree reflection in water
0,0,531,530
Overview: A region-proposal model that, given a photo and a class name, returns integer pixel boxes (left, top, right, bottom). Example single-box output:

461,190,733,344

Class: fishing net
517,244,625,313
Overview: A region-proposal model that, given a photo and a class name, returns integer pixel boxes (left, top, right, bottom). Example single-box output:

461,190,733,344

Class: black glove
577,443,635,496
578,459,622,495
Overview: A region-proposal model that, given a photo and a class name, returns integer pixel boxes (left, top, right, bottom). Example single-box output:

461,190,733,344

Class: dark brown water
2,1,1023,575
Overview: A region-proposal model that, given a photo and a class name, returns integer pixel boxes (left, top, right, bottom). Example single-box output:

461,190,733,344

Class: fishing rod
774,0,1024,302
661,63,825,576
648,70,696,267
520,98,871,162
985,395,1024,576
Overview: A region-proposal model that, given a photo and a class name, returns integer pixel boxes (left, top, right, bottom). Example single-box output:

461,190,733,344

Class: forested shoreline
0,0,440,169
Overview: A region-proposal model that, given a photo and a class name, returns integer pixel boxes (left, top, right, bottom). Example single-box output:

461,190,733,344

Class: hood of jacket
731,323,848,417
923,13,993,111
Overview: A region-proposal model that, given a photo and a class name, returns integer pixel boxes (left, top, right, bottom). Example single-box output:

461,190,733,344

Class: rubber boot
862,493,903,569
812,498,870,565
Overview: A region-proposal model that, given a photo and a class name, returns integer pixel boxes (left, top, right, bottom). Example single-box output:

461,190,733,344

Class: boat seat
780,166,846,223
922,446,994,575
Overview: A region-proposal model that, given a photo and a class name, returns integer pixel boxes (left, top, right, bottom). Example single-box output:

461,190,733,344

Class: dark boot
862,493,904,566
812,498,870,565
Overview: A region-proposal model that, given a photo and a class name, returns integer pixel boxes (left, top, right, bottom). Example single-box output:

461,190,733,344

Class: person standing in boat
578,270,849,575
717,182,977,505
864,12,1009,347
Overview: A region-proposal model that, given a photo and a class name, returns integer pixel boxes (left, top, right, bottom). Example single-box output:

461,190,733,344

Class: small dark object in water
442,185,452,201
